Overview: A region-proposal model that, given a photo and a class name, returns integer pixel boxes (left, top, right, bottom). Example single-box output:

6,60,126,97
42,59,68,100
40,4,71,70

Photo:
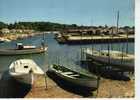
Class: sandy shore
25,75,82,98
25,74,134,98
0,72,134,98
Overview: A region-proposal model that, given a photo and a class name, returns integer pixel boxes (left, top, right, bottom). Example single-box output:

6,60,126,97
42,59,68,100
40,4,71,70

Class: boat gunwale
49,64,97,79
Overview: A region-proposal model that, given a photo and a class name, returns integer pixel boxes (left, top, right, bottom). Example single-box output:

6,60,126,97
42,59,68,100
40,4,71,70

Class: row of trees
0,21,134,31
0,21,78,31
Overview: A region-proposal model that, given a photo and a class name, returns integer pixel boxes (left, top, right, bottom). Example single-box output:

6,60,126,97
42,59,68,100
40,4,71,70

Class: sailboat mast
126,31,129,54
80,25,83,62
42,32,45,49
91,18,94,56
116,11,119,34
117,11,124,63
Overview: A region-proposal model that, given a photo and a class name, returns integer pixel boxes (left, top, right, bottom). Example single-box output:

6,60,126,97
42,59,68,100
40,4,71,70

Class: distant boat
9,59,44,85
84,48,134,71
0,37,11,43
0,43,47,55
48,64,98,90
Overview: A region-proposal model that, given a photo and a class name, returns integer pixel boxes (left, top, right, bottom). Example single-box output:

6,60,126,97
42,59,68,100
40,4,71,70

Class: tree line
0,21,134,31
0,21,79,31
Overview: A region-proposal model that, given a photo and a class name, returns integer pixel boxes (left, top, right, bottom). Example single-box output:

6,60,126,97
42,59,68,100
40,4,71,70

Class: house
10,29,17,33
16,29,23,33
1,28,10,34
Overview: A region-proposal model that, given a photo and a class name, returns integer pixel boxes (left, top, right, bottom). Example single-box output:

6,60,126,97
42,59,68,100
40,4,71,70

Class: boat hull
84,50,134,71
48,66,98,89
86,52,134,71
9,59,44,86
10,72,33,85
0,47,47,55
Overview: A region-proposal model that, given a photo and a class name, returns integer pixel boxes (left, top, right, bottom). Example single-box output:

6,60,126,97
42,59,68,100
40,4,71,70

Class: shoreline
0,32,44,42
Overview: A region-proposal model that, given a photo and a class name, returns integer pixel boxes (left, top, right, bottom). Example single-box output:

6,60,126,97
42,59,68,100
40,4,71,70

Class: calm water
0,33,134,77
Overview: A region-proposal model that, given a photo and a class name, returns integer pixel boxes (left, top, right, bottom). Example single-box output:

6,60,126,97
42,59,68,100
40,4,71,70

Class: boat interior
52,64,94,79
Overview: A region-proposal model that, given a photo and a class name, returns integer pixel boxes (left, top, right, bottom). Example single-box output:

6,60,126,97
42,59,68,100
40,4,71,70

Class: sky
0,0,134,26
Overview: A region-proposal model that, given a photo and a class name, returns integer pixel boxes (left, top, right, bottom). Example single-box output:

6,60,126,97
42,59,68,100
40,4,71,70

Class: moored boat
9,59,44,85
48,64,98,90
0,43,47,55
84,48,134,71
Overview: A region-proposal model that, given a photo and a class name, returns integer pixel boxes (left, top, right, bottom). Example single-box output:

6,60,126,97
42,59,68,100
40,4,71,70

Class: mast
80,25,83,62
91,18,94,56
117,11,124,63
41,32,45,50
126,29,129,54
116,11,119,34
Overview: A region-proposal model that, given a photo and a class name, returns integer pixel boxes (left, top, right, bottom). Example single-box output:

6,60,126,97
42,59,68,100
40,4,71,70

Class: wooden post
44,73,47,90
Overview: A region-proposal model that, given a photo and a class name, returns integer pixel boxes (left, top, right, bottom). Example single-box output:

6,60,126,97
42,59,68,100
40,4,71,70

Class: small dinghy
48,64,98,90
9,59,44,85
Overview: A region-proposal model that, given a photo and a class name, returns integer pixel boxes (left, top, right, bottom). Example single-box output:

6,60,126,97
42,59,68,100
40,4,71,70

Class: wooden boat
9,59,44,85
48,64,98,89
84,48,134,71
0,43,47,55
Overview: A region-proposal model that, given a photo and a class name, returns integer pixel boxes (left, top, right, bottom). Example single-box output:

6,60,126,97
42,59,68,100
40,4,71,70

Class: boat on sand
48,64,98,90
9,59,44,85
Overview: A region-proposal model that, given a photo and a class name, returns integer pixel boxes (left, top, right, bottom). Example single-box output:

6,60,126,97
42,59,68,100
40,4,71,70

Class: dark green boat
48,64,98,90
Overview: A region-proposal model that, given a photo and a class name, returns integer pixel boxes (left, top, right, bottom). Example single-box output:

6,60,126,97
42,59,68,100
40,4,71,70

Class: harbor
55,34,134,44
0,0,136,98
0,33,134,98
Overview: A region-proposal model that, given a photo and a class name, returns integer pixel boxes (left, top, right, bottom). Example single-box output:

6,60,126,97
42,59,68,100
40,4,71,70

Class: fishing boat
84,48,134,71
9,59,44,85
0,43,47,55
48,64,98,90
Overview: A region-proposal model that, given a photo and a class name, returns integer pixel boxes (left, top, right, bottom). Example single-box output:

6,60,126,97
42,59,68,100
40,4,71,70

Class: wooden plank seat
69,74,79,77
62,72,73,75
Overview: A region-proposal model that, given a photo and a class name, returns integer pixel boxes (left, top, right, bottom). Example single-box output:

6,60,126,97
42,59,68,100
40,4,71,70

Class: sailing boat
0,33,47,55
84,11,134,71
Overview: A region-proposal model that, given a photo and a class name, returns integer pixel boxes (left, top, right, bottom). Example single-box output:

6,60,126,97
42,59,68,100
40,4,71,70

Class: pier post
44,73,47,90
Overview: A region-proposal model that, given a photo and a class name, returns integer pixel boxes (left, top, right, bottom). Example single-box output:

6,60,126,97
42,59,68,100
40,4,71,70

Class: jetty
55,34,134,44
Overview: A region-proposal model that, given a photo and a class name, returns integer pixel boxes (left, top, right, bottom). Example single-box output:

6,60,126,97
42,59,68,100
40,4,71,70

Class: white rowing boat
9,59,44,85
